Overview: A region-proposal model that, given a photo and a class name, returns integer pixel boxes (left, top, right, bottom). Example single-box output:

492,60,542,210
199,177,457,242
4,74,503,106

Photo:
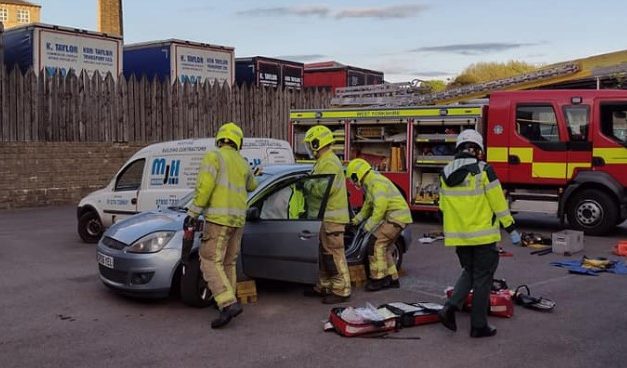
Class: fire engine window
516,105,559,142
600,103,627,145
564,106,589,141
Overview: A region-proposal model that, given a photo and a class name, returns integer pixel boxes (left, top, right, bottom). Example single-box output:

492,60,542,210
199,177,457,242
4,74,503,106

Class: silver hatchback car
96,164,412,306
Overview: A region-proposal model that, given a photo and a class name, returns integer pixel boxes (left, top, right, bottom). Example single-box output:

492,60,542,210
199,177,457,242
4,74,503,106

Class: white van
77,138,294,243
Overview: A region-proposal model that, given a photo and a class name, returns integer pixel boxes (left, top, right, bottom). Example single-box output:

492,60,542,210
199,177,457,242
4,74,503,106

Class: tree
421,79,447,93
449,61,537,88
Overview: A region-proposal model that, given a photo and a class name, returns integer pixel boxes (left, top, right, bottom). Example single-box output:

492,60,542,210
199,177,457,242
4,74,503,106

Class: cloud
275,54,327,62
412,42,539,55
236,6,330,17
237,4,427,19
336,5,428,19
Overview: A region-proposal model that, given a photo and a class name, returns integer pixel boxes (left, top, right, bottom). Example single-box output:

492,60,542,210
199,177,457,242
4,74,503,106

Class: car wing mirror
246,207,260,222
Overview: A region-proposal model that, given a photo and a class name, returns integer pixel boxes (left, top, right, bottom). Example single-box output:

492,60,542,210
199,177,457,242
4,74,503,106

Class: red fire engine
289,89,627,235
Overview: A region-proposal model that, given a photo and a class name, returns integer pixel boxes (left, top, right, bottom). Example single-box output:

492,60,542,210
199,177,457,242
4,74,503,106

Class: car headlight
127,231,175,253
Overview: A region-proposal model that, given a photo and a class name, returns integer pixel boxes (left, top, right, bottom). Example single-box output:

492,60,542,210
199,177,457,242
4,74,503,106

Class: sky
36,0,627,82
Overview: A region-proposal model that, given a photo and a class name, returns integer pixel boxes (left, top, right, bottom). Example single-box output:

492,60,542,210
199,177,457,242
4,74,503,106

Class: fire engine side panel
590,95,627,186
485,95,511,182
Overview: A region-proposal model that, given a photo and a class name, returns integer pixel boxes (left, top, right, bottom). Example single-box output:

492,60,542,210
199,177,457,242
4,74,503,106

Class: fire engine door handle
592,157,605,167
508,155,521,165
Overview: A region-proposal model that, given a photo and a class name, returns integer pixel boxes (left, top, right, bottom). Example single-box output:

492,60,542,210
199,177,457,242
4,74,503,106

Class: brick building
98,0,123,36
0,0,40,29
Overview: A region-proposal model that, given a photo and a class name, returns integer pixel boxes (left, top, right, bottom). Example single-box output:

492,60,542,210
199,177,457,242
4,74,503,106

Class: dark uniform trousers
447,243,499,329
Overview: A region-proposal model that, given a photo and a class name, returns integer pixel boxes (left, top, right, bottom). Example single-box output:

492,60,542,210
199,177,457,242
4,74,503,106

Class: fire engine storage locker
303,61,384,92
289,111,348,162
123,39,234,86
412,106,481,207
235,56,304,88
2,23,123,80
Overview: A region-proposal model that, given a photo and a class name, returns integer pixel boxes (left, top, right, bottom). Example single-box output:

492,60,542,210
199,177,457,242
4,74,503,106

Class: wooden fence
0,65,333,142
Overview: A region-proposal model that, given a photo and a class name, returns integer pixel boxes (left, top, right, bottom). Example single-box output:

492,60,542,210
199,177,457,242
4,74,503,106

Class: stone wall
0,142,145,210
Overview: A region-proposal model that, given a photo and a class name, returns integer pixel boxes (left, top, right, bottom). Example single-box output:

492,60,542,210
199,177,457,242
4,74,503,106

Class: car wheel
180,256,214,308
566,189,618,236
364,238,404,276
392,239,404,271
78,211,103,243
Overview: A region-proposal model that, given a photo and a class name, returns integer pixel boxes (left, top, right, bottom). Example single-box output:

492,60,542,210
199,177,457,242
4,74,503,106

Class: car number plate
97,252,114,269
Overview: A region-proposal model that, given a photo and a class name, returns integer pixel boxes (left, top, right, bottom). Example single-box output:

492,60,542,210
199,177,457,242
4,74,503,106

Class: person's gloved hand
510,230,522,246
351,217,361,226
253,166,263,176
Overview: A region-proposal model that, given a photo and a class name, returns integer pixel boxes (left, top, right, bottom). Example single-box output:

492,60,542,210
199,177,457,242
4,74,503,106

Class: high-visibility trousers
199,221,243,309
369,221,403,281
316,222,351,297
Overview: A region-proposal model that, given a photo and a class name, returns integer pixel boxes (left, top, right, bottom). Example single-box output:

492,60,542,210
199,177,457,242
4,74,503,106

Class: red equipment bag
445,279,514,318
327,307,398,337
380,302,443,327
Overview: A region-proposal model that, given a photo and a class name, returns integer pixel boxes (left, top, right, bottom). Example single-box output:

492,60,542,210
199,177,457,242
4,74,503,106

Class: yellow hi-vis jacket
439,154,515,246
309,149,350,224
353,171,413,232
188,146,258,228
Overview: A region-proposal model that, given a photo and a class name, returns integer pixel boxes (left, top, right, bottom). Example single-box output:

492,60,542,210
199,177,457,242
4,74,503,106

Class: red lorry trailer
289,90,627,235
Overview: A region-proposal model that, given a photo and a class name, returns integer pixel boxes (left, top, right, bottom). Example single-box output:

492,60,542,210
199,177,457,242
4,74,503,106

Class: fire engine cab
289,89,627,235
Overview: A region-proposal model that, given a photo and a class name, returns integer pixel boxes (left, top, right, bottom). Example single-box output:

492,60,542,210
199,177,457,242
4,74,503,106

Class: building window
17,9,29,23
0,8,8,22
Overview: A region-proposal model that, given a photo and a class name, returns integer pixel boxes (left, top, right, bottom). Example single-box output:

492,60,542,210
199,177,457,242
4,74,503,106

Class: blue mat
550,259,627,276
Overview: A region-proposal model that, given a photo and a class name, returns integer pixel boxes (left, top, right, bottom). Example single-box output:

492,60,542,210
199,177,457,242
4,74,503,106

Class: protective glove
253,166,263,176
509,230,522,246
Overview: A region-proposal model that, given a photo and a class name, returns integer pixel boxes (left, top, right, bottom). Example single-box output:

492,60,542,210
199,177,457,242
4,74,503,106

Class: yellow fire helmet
216,122,244,150
303,125,334,157
346,158,372,186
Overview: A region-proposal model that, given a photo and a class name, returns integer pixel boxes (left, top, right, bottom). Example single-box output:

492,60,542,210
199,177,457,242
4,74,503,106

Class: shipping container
124,39,234,85
235,56,304,88
2,23,123,80
303,61,384,92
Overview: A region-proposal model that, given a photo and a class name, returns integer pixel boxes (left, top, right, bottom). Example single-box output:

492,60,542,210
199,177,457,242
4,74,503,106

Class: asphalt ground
1,206,626,368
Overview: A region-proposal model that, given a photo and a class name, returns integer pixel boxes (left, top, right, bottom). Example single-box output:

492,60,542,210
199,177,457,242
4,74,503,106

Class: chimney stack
98,0,123,37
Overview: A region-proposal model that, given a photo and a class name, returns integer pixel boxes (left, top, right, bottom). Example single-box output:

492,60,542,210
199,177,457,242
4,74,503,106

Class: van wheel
180,256,214,308
78,211,103,243
566,189,617,236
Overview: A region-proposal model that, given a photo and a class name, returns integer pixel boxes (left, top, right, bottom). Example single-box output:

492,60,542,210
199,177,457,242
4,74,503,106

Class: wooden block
349,265,368,287
236,280,257,304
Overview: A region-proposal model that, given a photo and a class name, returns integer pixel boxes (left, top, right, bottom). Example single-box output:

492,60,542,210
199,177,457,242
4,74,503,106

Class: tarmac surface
1,205,626,368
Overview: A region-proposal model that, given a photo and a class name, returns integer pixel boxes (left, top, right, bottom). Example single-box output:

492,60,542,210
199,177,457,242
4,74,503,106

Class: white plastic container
552,230,584,255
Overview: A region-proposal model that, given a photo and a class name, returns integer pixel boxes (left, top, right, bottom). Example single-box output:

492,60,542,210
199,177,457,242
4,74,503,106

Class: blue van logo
151,158,180,185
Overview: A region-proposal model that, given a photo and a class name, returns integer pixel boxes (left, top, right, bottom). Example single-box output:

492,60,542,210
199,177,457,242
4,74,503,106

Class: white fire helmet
456,129,484,151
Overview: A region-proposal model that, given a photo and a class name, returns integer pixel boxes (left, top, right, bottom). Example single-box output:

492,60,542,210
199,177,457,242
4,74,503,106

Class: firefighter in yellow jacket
347,158,412,291
437,129,521,338
186,122,258,329
302,125,351,304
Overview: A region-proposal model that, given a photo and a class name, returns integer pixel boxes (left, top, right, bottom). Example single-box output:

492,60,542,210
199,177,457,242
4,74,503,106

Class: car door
240,174,334,284
102,158,145,224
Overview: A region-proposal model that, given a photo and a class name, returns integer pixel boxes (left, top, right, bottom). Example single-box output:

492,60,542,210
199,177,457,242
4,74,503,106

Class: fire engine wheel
78,211,103,243
567,189,618,236
180,256,214,308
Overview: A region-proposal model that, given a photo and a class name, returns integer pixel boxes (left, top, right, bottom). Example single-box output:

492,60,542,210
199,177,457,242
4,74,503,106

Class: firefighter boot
387,276,400,289
303,286,329,297
211,302,243,329
365,277,391,292
470,325,497,338
438,304,457,332
322,294,350,304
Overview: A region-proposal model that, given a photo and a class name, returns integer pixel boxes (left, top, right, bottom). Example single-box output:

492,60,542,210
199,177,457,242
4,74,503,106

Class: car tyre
78,211,103,243
364,238,404,277
566,189,617,236
180,256,214,308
